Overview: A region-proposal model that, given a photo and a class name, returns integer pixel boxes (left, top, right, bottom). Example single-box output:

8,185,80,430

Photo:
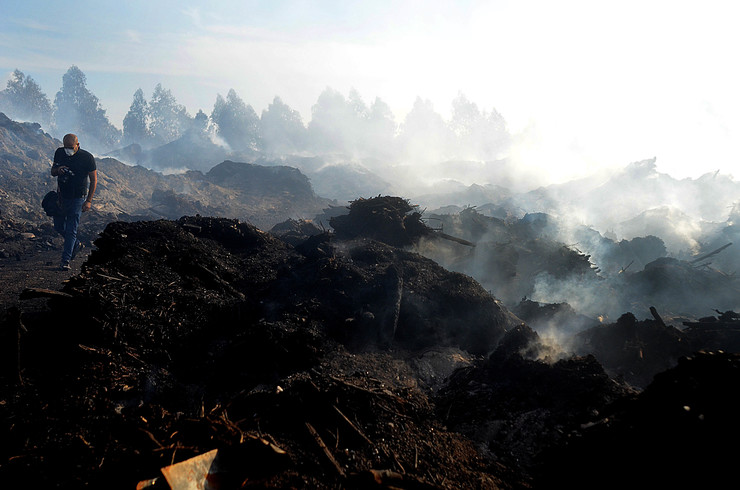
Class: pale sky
2,0,740,184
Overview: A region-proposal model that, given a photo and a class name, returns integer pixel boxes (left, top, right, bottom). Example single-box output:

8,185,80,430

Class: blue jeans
53,197,85,263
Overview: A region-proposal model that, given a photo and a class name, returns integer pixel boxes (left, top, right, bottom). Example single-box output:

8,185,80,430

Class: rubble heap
1,216,521,488
436,324,636,474
420,207,740,322
418,207,601,306
330,196,431,247
2,215,740,488
571,312,691,388
623,256,740,316
537,350,740,489
511,298,598,334
269,218,324,247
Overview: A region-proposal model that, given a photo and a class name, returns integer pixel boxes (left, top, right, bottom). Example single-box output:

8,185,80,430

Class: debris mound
571,308,740,388
330,196,431,247
624,256,740,316
537,351,740,489
571,312,690,388
4,215,740,488
436,325,635,477
681,309,740,353
511,298,598,334
269,218,323,246
1,215,523,488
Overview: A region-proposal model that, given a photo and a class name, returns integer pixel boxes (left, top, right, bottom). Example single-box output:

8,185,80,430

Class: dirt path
0,247,93,310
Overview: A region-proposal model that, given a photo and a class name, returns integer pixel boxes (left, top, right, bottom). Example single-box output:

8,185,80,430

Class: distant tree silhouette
305,88,398,159
147,83,191,146
479,106,511,160
259,96,307,154
0,69,52,126
450,93,483,141
122,88,150,147
450,93,507,160
347,88,369,121
365,96,398,158
398,97,454,161
191,109,209,133
346,88,371,153
308,87,370,154
5,65,513,163
53,66,121,151
210,89,260,151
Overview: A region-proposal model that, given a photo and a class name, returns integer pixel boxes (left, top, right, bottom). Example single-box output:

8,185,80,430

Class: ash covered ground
2,202,740,489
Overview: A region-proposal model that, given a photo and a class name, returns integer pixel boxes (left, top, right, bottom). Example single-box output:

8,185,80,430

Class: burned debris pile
2,216,521,488
436,326,740,489
330,196,431,247
3,214,740,488
568,307,740,389
621,255,740,317
681,309,740,354
537,350,740,489
417,207,602,306
269,218,324,247
570,312,692,388
437,324,637,475
417,206,740,324
510,298,598,334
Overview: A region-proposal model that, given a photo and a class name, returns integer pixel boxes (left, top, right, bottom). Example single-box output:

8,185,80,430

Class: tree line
0,66,511,162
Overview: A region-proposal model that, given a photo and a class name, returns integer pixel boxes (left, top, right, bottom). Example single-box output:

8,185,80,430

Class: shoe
60,262,71,271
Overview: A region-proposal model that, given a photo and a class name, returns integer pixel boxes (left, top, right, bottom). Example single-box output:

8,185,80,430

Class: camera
59,167,74,183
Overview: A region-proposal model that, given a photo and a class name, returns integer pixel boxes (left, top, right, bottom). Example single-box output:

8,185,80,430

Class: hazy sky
2,0,739,184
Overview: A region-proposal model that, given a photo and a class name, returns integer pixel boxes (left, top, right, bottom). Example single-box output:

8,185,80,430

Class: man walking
51,133,97,270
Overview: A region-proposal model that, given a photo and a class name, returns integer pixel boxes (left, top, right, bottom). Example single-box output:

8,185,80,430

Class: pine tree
52,66,121,150
122,88,150,146
147,83,191,146
259,96,306,154
210,89,260,151
0,69,52,126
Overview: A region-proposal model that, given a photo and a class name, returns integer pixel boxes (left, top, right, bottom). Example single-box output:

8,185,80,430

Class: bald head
62,134,79,155
63,134,78,148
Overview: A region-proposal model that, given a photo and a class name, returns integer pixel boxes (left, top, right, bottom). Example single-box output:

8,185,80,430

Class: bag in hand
42,190,64,217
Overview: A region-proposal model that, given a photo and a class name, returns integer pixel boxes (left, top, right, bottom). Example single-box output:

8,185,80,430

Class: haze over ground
2,0,740,186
